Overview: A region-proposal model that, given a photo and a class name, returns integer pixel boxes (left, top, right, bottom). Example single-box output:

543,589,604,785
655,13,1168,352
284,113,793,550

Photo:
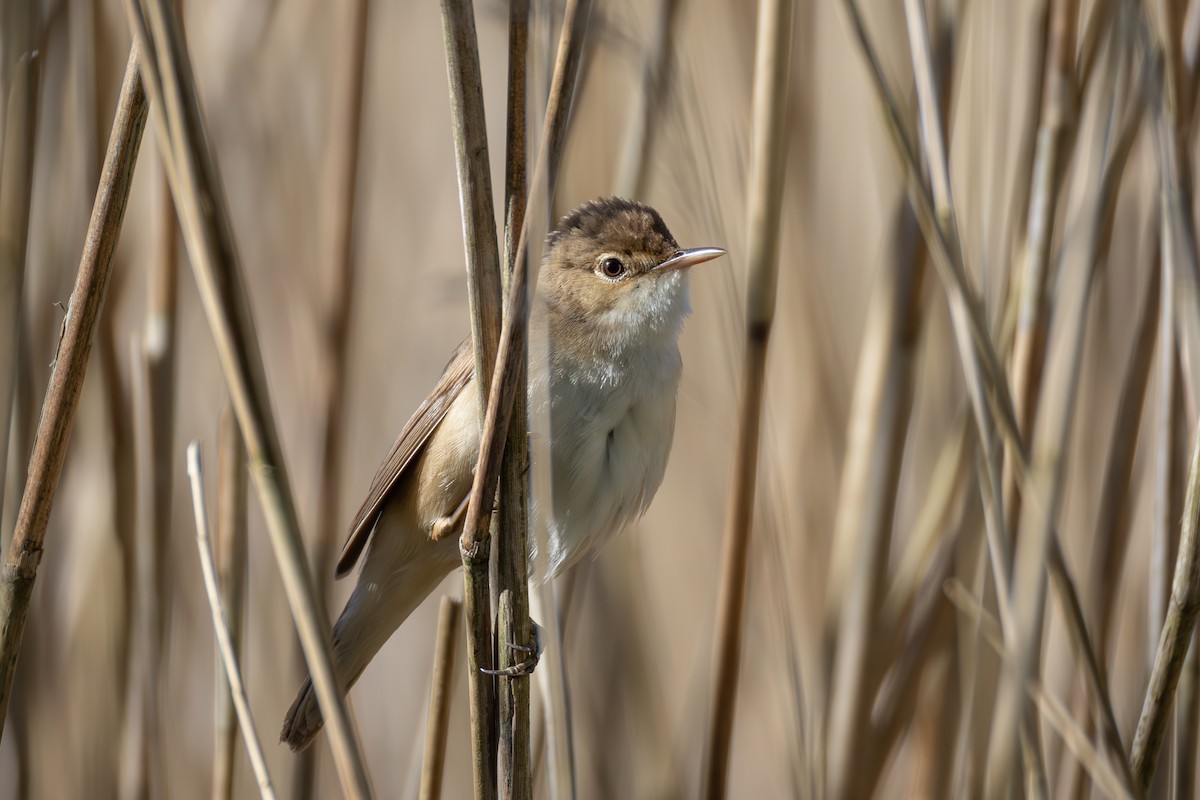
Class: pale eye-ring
599,257,626,279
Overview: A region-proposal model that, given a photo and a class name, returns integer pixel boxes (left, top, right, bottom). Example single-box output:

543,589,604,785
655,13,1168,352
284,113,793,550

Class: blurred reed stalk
296,0,371,794
186,442,277,800
419,596,462,800
126,163,182,800
438,0,504,796
944,581,1134,800
122,1,372,795
214,406,248,800
1130,6,1200,789
822,0,947,790
0,29,39,536
988,0,1079,788
613,0,679,200
0,44,147,741
518,1,592,796
700,0,793,796
841,1,1135,794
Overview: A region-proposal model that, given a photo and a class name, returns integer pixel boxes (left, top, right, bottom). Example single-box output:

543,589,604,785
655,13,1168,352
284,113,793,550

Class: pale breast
543,344,681,576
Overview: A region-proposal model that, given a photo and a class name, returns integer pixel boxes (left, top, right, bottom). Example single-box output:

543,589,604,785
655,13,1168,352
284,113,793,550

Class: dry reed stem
614,0,680,199
419,596,462,800
700,0,793,795
525,7,595,800
844,4,1138,794
439,0,505,795
1002,0,1078,540
122,3,372,794
1127,16,1200,789
441,0,504,410
945,581,1135,800
0,45,147,741
1176,630,1199,799
824,4,945,790
496,0,533,797
1130,304,1200,790
296,3,371,794
130,335,167,798
310,0,370,640
186,442,277,800
1089,227,1161,658
838,4,1019,664
996,55,1144,799
0,43,39,533
454,1,590,797
214,406,248,800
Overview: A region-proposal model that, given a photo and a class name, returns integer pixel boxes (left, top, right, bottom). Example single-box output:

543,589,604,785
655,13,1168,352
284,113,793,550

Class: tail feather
279,551,460,752
281,677,322,752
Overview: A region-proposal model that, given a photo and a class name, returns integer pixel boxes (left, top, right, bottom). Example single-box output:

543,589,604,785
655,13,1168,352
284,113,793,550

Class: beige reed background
0,0,1193,797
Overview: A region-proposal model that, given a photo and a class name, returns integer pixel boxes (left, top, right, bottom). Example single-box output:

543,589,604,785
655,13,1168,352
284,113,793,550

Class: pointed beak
653,247,727,273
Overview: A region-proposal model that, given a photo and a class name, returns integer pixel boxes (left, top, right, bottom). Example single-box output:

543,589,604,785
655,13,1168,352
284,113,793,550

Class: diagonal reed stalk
122,1,373,794
213,406,248,800
0,45,147,743
700,0,793,795
419,596,462,800
186,442,277,800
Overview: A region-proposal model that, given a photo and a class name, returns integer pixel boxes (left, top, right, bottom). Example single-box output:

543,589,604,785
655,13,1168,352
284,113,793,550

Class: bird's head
541,197,725,353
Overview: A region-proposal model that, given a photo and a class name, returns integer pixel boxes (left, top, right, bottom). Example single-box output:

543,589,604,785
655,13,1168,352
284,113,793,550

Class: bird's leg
430,493,471,541
481,618,544,677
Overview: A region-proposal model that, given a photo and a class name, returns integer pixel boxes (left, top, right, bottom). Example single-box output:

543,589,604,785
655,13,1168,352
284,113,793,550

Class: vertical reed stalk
0,39,39,533
497,1,532,798
297,1,371,793
700,0,793,795
614,0,680,200
123,2,373,793
0,46,147,742
419,596,462,800
213,406,247,800
438,1,504,796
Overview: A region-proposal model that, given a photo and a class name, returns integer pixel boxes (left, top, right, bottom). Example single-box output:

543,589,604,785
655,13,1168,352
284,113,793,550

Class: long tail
280,559,457,752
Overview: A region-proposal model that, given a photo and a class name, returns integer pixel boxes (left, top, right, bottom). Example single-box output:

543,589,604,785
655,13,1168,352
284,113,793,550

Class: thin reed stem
186,442,276,800
122,2,373,793
496,0,533,798
0,46,147,742
0,41,39,533
700,0,794,795
213,406,248,800
419,596,462,800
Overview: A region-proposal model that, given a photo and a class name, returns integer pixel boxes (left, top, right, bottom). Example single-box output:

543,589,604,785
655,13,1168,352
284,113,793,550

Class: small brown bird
281,197,724,751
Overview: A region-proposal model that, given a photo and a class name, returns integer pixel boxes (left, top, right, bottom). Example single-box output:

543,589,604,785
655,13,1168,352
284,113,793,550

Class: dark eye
600,257,626,279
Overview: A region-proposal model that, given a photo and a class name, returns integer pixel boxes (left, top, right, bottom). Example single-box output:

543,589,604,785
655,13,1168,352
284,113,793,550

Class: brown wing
335,340,474,578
